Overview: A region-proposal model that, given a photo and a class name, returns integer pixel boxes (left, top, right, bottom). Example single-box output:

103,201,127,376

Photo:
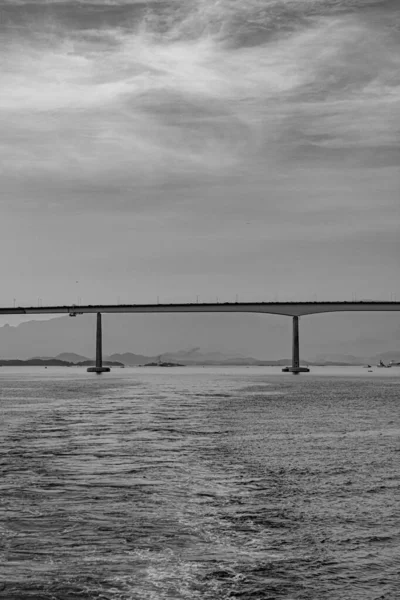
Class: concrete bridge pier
282,316,310,373
87,312,110,373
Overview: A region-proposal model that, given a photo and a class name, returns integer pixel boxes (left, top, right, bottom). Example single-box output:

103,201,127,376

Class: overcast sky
1,0,399,312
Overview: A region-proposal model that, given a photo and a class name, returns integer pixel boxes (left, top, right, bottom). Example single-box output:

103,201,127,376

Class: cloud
0,0,399,305
1,1,399,187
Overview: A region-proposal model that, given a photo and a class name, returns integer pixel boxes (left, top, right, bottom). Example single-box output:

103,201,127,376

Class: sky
1,0,399,318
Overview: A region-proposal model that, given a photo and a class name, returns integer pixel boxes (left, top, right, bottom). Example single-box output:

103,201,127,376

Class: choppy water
1,366,399,599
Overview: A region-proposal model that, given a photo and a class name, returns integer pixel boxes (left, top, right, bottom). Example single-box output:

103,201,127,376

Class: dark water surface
1,367,399,599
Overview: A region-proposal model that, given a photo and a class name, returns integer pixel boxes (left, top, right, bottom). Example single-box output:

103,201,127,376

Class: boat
377,360,391,368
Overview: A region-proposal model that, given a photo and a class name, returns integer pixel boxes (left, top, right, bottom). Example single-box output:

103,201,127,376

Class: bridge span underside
2,302,400,374
2,301,400,318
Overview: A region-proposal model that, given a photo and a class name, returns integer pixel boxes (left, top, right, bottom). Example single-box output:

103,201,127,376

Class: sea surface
0,366,399,599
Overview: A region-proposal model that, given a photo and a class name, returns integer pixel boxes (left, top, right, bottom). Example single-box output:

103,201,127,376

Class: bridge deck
1,301,400,317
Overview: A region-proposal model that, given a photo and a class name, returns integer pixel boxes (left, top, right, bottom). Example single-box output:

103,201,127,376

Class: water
0,366,399,599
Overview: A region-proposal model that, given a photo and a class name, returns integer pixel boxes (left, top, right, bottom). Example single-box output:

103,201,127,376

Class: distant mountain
106,348,255,366
0,312,399,362
161,348,258,365
2,351,400,368
312,354,364,365
107,349,294,366
106,352,154,366
311,352,400,365
162,347,247,362
55,352,90,363
106,349,400,367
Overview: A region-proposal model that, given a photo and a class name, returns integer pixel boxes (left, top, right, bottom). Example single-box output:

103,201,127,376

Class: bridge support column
292,315,300,370
282,316,310,373
87,313,110,373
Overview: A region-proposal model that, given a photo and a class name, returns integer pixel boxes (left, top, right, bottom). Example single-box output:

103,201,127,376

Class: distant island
73,360,124,368
0,358,124,368
140,361,185,367
0,359,75,367
0,348,399,367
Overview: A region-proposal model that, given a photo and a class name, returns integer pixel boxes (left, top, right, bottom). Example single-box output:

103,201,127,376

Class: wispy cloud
0,0,399,303
2,1,398,176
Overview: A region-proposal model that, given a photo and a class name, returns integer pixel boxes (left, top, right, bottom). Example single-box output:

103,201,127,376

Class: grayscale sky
1,0,399,309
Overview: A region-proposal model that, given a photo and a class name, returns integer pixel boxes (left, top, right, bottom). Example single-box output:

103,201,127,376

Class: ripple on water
0,369,399,599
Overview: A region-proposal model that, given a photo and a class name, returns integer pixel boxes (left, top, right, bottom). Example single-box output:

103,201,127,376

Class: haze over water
1,366,399,599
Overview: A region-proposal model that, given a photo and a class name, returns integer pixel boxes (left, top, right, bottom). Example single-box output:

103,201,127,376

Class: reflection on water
0,367,399,599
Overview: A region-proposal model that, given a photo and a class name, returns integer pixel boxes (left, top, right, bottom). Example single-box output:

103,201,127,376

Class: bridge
2,301,400,373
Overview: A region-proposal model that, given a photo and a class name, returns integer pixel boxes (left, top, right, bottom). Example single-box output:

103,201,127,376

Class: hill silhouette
0,312,399,362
